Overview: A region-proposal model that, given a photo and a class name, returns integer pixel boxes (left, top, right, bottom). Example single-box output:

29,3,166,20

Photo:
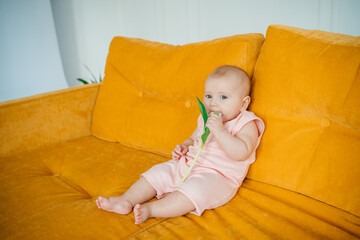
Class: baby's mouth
210,111,223,120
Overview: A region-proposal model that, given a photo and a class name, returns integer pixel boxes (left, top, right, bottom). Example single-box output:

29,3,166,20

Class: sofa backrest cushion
248,25,360,216
92,34,264,156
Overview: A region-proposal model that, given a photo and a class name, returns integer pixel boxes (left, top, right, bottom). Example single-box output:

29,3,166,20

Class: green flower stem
177,142,204,188
177,97,219,188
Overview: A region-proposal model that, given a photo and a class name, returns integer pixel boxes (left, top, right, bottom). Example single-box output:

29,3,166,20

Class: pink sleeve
230,111,265,138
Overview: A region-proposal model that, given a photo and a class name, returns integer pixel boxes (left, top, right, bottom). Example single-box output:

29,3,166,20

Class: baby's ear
242,96,251,109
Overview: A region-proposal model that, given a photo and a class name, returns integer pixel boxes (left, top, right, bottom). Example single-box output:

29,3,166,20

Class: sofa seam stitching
124,218,170,239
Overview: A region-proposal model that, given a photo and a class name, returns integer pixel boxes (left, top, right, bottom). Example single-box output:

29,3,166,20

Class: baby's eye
220,95,227,100
205,94,212,99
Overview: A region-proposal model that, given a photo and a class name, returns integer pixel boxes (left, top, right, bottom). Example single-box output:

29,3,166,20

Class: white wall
1,0,359,101
51,0,360,89
0,0,68,102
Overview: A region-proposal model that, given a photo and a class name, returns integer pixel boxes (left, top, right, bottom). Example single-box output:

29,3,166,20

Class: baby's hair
208,65,251,96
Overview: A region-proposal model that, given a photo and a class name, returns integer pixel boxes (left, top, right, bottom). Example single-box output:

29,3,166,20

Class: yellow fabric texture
0,83,100,158
1,26,360,239
1,136,359,239
91,34,264,156
248,25,360,217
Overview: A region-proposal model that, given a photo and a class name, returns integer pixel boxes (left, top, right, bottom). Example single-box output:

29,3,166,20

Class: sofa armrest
0,83,100,158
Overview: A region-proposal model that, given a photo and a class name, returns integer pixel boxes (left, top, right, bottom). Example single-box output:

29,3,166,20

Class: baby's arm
206,115,258,161
171,128,198,160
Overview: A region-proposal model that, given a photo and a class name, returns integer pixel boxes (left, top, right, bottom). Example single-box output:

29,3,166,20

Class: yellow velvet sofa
1,25,359,239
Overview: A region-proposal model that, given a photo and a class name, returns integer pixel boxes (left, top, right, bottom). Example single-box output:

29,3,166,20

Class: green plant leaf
178,97,211,188
77,65,103,84
196,97,208,123
196,97,211,144
201,127,210,143
77,78,89,84
84,65,98,83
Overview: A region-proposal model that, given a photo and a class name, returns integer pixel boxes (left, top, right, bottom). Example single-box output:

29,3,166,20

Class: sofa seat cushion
130,180,359,239
0,136,168,239
91,34,264,156
1,136,359,239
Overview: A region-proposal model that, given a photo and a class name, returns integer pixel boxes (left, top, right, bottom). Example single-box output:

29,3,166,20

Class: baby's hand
206,113,225,136
172,144,189,160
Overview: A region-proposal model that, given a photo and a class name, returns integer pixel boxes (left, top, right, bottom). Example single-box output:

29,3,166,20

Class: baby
96,65,265,224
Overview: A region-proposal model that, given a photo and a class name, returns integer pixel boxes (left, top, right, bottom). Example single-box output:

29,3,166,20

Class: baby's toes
134,204,142,218
96,197,102,208
134,205,140,214
97,196,106,208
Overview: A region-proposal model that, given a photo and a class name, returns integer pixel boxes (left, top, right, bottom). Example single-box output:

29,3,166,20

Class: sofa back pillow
249,25,360,216
92,34,264,156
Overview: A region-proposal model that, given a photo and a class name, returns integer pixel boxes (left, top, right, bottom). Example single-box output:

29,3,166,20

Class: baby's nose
210,99,218,106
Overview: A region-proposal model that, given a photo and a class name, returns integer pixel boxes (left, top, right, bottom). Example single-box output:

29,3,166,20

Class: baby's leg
96,177,156,215
134,191,195,224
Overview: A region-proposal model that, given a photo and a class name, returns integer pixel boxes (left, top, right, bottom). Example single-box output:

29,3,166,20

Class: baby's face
203,75,249,122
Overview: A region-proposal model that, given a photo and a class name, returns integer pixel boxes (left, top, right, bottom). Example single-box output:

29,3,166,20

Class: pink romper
142,110,265,215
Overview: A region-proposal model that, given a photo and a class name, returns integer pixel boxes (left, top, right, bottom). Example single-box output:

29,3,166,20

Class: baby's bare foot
96,196,133,215
134,204,151,224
